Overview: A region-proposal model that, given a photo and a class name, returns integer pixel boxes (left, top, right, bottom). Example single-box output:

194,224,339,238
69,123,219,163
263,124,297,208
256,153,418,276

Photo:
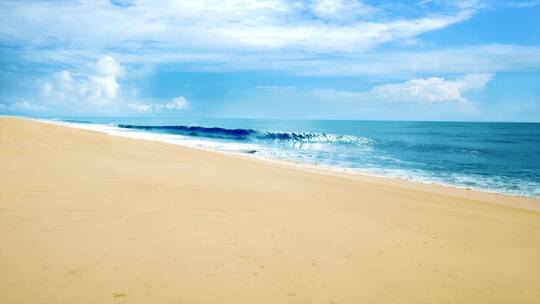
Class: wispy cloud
128,96,190,113
310,0,377,22
503,0,540,7
2,1,536,78
9,42,540,78
0,100,48,112
250,45,540,76
0,0,474,54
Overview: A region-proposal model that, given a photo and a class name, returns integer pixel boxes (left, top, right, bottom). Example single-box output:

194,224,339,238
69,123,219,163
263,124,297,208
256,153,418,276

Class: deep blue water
51,117,540,198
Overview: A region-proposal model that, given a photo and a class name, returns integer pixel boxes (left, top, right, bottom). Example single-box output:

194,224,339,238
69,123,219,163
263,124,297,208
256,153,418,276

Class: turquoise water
52,117,540,198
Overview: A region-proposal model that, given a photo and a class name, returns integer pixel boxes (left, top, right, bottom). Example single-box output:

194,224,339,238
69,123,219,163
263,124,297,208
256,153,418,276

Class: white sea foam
42,119,261,154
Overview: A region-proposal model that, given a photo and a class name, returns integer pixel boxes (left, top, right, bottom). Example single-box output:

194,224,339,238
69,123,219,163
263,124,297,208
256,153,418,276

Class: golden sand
1,117,539,303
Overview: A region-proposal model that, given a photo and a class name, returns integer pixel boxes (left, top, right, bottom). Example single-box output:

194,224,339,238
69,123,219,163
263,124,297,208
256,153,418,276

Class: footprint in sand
112,293,127,298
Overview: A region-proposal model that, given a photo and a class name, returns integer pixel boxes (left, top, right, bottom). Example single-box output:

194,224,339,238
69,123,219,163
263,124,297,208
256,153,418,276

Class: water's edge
36,118,540,200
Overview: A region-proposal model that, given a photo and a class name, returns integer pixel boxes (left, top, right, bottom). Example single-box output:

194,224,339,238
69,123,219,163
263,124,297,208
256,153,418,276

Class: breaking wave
117,124,373,145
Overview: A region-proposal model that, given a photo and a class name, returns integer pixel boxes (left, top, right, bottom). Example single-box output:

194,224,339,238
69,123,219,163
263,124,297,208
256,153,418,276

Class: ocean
47,117,540,198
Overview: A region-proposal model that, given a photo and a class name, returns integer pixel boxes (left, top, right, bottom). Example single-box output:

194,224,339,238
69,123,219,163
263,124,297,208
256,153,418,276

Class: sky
0,0,539,121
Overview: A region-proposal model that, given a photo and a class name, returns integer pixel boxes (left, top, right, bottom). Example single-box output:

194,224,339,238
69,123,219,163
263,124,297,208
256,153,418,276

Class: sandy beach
1,117,539,303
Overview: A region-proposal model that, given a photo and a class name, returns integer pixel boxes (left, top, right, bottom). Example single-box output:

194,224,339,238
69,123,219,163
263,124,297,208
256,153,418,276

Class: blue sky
0,0,539,121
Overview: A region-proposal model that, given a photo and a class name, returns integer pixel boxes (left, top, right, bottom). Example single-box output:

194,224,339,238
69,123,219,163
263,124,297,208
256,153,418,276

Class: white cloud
418,0,486,9
11,100,47,111
128,97,190,113
369,73,493,103
41,82,52,96
89,75,120,99
212,10,470,51
86,56,122,102
454,0,486,9
0,0,536,117
165,97,190,110
42,56,123,105
256,85,295,92
260,44,540,76
45,70,74,101
504,0,540,7
309,0,376,22
310,73,493,103
128,103,154,113
2,2,537,78
0,100,48,112
0,0,475,54
56,70,73,83
96,55,123,77
26,44,536,78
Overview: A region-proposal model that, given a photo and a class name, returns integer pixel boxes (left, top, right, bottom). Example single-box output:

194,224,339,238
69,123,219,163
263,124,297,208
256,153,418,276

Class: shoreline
2,117,540,303
37,117,540,211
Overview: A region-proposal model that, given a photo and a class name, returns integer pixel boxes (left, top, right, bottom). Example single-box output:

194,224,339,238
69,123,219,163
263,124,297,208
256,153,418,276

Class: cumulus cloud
85,56,122,102
369,73,493,103
42,56,123,105
89,75,120,99
310,73,493,103
41,70,75,101
128,97,190,113
96,56,123,77
165,97,189,110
